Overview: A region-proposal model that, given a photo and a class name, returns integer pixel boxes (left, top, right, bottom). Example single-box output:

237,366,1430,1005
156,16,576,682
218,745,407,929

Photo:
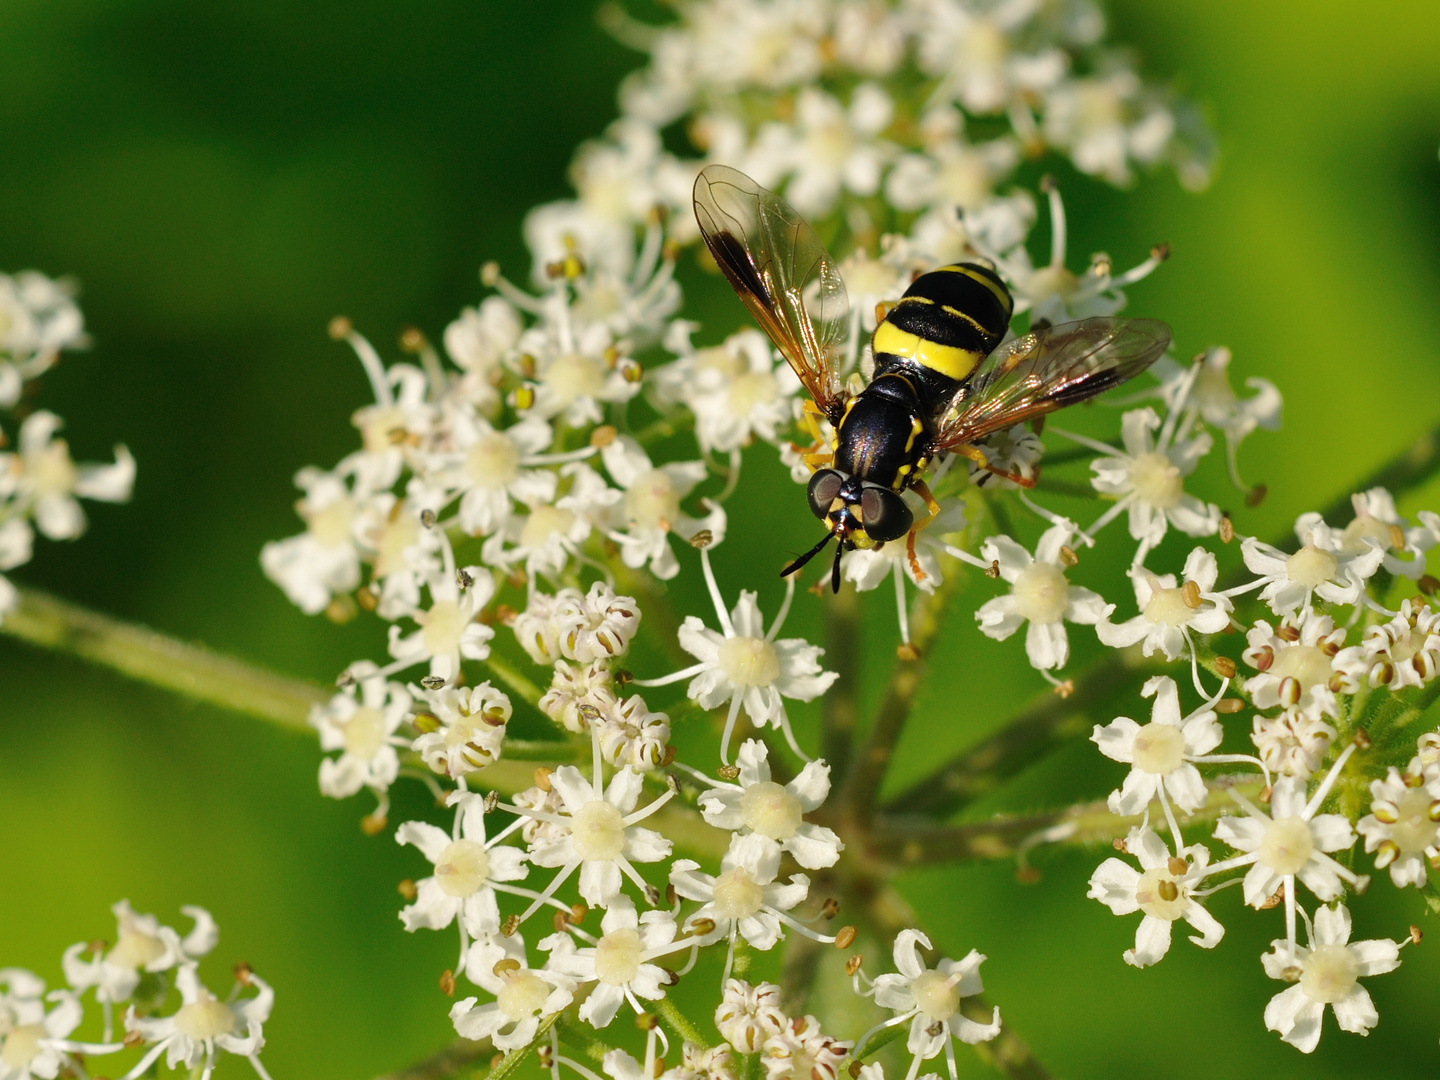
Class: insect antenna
780,530,836,579
830,539,844,594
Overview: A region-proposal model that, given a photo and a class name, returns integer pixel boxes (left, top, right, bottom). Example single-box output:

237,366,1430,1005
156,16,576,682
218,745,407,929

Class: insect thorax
834,375,928,492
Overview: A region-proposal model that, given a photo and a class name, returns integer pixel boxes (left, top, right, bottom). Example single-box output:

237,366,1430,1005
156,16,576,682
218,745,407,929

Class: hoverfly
692,164,1172,591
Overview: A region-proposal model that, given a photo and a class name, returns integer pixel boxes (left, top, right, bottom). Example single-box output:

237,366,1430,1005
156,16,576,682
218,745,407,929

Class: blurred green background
3,1,1440,1077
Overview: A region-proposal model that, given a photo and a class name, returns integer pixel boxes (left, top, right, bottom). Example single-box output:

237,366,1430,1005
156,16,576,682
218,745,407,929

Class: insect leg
956,443,1039,489
904,479,943,581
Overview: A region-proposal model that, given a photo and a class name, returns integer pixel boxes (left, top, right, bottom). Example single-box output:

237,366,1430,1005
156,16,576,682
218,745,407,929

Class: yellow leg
794,398,835,474
955,443,1038,489
904,479,943,581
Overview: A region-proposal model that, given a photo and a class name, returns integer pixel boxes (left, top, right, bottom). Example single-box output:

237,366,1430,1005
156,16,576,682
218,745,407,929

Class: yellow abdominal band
872,321,982,382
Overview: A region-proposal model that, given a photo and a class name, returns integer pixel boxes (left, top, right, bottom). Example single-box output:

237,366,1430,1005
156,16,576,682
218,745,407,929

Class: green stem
655,997,707,1048
372,1039,493,1080
483,1010,563,1080
2,587,327,731
822,584,860,779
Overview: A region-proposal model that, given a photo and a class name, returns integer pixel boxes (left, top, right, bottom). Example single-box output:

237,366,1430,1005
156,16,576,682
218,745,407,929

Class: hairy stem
656,997,707,1048
822,584,860,779
372,1039,493,1080
1,586,327,731
841,570,959,824
484,1011,563,1080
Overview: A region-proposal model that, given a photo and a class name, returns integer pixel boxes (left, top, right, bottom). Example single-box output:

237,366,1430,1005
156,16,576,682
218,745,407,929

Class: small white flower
386,565,497,681
1333,597,1440,691
442,413,561,538
1250,710,1338,780
1241,612,1346,722
0,989,91,1080
352,493,441,620
714,979,786,1055
512,583,642,666
519,760,674,911
396,792,528,940
596,694,672,772
1087,824,1224,967
640,548,836,763
975,519,1110,673
1084,406,1219,561
483,463,617,580
412,681,511,780
759,1013,851,1080
541,898,681,1028
1042,71,1176,187
311,665,412,800
1356,759,1440,888
653,326,802,456
885,123,1019,216
905,0,1065,116
1302,487,1437,582
1261,903,1400,1053
0,411,134,543
62,902,217,1012
1097,546,1231,661
539,659,618,735
1237,518,1385,618
1154,346,1280,488
980,183,1166,324
451,938,574,1051
842,498,964,594
261,465,363,616
1210,752,1367,957
444,296,522,380
773,83,894,218
122,966,272,1080
697,739,844,869
670,834,810,955
0,270,87,391
869,928,1001,1080
601,436,725,580
1091,675,1223,816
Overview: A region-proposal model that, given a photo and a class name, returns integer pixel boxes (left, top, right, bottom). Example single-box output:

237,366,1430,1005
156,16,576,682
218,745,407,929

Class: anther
690,530,714,549
325,595,357,624
496,603,518,626
398,879,418,901
833,926,858,949
327,315,352,340
439,969,456,996
554,910,570,934
234,962,254,986
896,642,921,661
399,326,424,352
501,915,521,938
571,903,587,924
412,712,440,734
1420,575,1439,596
1374,840,1399,868
1259,785,1273,804
537,1047,554,1070
1181,580,1202,608
1059,545,1079,567
1277,623,1301,642
665,773,680,794
1167,856,1189,876
591,425,617,447
124,1030,144,1048
717,764,740,781
1157,879,1179,903
1353,875,1371,894
1429,799,1440,822
484,790,500,813
687,918,716,937
514,385,535,411
1112,838,1129,853
1389,523,1407,551
644,884,662,908
355,586,379,613
1246,483,1268,508
821,898,840,920
849,1064,863,1079
1219,516,1234,543
480,262,500,286
1372,801,1399,824
456,568,474,591
985,560,1000,579
635,1011,658,1032
1259,883,1284,909
1215,698,1243,714
420,675,447,691
1369,660,1394,687
665,884,677,906
1352,728,1372,750
1252,645,1274,671
419,508,437,529
1410,925,1424,945
534,766,553,791
1151,242,1171,262
361,811,388,836
1039,174,1057,193
1214,656,1237,679
659,967,680,987
336,669,357,689
615,668,634,686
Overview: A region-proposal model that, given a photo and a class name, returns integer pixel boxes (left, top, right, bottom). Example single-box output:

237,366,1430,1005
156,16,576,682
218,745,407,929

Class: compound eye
859,487,913,543
807,469,845,520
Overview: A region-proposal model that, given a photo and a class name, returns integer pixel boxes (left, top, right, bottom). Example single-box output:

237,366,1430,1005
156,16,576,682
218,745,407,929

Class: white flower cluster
0,270,134,621
0,901,274,1080
1076,482,1440,1051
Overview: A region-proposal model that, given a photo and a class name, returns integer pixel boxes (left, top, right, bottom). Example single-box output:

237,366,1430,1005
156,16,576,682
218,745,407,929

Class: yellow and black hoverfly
692,163,1172,591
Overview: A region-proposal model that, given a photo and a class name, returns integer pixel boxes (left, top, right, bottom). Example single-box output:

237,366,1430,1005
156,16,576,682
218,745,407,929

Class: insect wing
931,317,1171,451
693,164,850,412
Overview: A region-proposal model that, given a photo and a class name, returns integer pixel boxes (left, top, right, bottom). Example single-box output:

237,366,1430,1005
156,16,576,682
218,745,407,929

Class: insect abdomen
871,262,1015,387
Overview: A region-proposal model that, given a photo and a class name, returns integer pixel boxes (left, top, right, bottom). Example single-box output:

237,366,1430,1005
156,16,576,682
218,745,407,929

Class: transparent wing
931,317,1171,451
693,164,850,413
